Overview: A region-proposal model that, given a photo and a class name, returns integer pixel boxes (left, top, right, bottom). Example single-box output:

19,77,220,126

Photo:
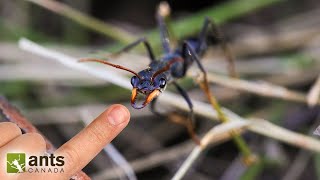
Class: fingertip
105,104,130,126
2,122,22,135
114,104,130,120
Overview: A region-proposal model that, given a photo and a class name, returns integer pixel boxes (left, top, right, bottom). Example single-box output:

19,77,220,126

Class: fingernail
107,105,128,126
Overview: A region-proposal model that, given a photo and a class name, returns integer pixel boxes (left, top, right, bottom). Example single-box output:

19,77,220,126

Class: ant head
79,58,167,109
131,71,167,93
130,69,167,109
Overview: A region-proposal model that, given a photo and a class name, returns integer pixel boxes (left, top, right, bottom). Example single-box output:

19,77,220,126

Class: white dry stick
201,72,309,104
172,121,250,180
19,38,131,89
93,141,194,179
250,118,320,152
307,74,320,107
80,110,137,180
18,38,320,154
314,126,320,136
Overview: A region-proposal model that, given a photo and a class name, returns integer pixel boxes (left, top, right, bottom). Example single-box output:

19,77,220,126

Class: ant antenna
79,58,142,79
152,57,182,80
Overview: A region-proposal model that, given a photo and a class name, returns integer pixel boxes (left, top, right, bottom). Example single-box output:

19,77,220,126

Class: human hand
0,104,130,180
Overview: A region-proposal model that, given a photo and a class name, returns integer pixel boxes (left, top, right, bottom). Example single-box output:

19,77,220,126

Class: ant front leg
156,7,171,54
198,17,237,78
182,41,229,123
182,42,256,164
110,37,156,62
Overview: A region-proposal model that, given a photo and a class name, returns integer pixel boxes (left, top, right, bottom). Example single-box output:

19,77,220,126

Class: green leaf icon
7,153,26,173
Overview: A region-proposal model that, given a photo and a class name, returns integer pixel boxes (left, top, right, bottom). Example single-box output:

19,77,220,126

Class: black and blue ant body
80,12,235,142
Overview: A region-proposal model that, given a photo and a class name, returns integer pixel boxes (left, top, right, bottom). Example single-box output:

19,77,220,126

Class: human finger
0,122,22,148
54,104,130,179
0,133,46,179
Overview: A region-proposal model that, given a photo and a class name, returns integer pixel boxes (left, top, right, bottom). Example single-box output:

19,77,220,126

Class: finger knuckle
1,122,21,135
62,144,80,168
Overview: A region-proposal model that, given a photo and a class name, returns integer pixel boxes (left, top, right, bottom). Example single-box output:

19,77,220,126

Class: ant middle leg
172,82,200,144
149,81,200,144
110,37,156,62
150,97,165,117
198,17,237,78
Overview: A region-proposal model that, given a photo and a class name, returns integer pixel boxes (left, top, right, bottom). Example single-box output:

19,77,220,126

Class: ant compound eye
131,76,139,86
159,78,166,88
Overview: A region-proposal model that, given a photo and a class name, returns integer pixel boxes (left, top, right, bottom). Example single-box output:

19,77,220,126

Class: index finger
55,104,130,179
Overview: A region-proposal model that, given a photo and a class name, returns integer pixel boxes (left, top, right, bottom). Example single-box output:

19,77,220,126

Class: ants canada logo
6,152,65,174
7,153,26,173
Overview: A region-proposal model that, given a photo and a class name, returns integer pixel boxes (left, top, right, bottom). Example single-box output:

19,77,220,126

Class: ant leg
182,41,229,123
172,82,194,123
198,17,237,77
172,82,201,145
182,41,256,164
149,80,200,144
150,98,164,117
111,37,156,62
156,7,171,53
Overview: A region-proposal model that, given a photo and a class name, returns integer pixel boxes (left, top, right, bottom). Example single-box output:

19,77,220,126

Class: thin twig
19,38,131,89
249,118,320,152
172,121,250,180
220,156,248,180
281,114,320,180
93,141,194,180
199,72,312,105
93,122,249,180
282,150,313,180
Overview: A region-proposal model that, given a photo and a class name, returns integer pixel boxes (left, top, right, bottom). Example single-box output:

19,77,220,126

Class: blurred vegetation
2,0,320,179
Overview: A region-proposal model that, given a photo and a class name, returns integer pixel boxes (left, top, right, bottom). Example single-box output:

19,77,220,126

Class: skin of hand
0,104,130,180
